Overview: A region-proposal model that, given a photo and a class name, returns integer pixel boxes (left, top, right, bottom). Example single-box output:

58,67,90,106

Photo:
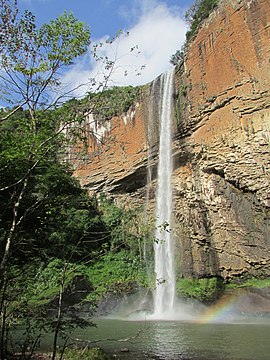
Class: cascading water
153,68,175,318
108,68,198,321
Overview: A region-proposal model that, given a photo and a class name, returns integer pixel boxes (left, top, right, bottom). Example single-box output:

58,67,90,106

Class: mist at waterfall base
27,69,270,360
138,68,200,322
105,286,270,325
73,317,270,360
104,69,270,326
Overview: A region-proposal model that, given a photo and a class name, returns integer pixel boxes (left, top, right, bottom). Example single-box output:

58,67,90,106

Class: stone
69,0,270,281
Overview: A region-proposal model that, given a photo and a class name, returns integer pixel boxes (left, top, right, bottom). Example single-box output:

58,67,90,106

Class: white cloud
61,0,187,97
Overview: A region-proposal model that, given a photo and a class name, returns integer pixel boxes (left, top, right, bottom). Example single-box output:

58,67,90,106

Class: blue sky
18,0,194,95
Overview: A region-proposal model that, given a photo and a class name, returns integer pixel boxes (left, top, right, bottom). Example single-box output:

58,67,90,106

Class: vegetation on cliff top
83,86,140,120
170,0,220,65
185,0,220,41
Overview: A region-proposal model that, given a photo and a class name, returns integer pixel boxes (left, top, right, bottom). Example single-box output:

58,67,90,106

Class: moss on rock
176,277,224,303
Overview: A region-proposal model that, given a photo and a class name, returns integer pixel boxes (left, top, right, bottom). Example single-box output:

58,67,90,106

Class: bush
63,348,110,360
86,250,148,302
82,86,140,120
226,277,270,290
23,260,88,307
176,277,224,303
170,0,219,66
185,0,219,41
170,49,184,66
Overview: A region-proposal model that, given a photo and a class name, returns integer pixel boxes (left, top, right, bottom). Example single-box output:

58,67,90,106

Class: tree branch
0,101,27,122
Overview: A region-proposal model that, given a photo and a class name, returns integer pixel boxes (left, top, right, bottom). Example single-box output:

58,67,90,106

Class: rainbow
197,294,239,324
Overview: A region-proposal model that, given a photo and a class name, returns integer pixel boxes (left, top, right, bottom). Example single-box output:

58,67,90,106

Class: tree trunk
51,262,68,360
0,177,28,282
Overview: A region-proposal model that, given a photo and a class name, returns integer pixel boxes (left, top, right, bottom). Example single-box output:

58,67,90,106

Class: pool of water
72,317,270,360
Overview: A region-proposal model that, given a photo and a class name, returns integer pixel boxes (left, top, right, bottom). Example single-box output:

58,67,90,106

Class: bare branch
0,101,27,122
62,327,146,346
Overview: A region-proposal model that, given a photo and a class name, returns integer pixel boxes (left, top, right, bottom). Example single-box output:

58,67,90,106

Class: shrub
170,0,219,66
226,277,270,289
63,347,110,360
170,49,184,66
86,250,148,302
185,0,219,41
176,277,224,303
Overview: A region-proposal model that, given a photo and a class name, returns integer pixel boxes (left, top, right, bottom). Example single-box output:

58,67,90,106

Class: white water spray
106,68,201,322
153,68,175,317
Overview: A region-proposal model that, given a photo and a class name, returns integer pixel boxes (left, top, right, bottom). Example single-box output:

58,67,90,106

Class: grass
226,277,270,290
62,348,110,360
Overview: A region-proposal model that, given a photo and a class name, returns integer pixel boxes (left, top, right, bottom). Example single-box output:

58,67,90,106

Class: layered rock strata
72,0,270,280
174,0,270,279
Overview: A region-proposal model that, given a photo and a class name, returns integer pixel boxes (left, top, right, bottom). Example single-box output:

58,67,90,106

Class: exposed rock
48,275,93,313
71,0,270,281
173,0,270,280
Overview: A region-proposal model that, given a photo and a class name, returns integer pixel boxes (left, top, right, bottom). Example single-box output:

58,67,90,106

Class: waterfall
153,68,175,317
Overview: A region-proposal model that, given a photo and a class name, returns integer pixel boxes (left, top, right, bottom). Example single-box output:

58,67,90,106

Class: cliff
73,0,270,281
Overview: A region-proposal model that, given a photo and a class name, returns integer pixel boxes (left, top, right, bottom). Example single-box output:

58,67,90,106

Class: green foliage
170,0,219,66
0,3,144,358
226,277,270,290
99,194,147,258
176,277,224,303
0,140,107,263
99,194,123,229
63,348,110,360
86,250,148,302
9,250,148,313
0,6,91,107
179,83,188,97
1,261,82,316
24,259,84,306
83,86,140,121
185,0,219,41
39,12,90,66
0,3,94,272
170,49,184,66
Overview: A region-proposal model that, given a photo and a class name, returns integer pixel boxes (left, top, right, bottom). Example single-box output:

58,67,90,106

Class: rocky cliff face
73,0,270,281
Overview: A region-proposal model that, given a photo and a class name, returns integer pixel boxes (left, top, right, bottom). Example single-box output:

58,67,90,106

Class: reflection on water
149,321,191,359
74,318,270,360
11,290,270,360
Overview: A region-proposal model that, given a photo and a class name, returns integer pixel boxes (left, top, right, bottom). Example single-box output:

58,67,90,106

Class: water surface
73,318,270,360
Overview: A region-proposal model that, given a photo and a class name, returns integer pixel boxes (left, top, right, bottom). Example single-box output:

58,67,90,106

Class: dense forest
0,1,149,358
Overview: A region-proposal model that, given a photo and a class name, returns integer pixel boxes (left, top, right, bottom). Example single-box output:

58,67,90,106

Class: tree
0,2,144,357
170,49,184,66
0,1,90,110
0,0,91,276
0,2,94,356
99,194,151,261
